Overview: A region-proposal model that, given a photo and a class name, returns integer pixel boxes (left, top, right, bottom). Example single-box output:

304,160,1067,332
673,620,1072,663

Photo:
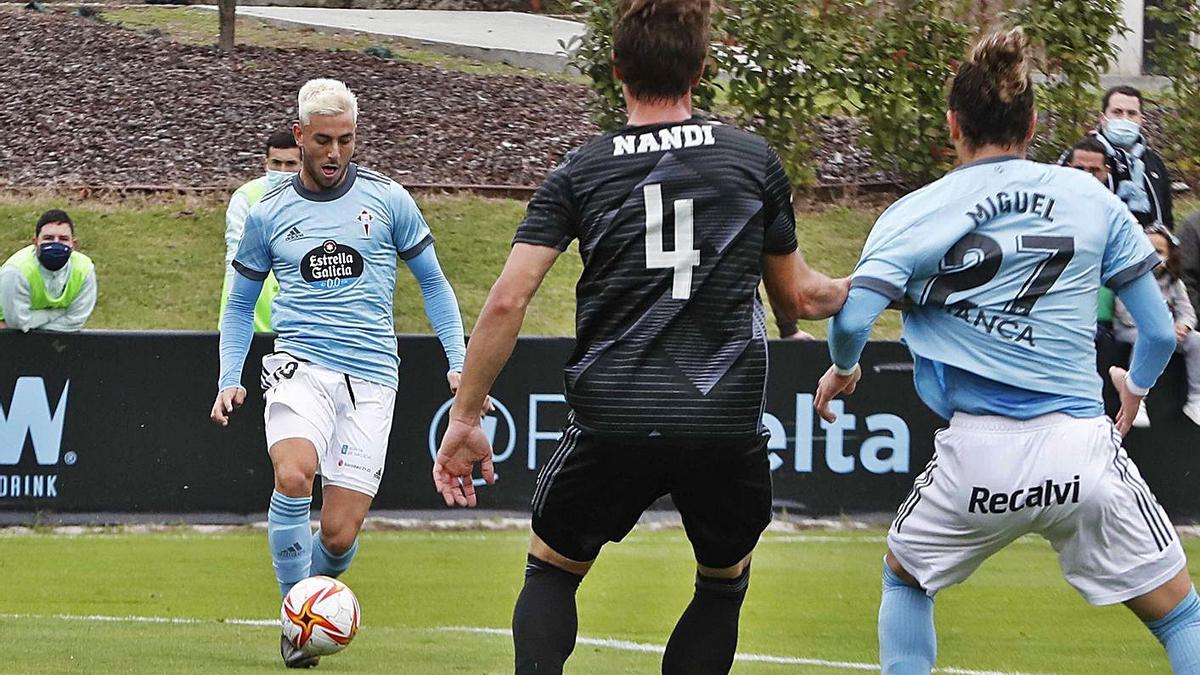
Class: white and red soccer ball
281,576,362,656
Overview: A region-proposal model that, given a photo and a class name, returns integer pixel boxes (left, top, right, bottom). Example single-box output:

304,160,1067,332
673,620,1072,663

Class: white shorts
261,352,396,498
889,413,1186,606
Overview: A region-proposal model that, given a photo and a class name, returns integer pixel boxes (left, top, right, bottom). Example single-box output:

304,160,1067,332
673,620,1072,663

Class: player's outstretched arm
211,273,264,426
762,251,850,321
433,243,561,507
815,286,892,423
1110,271,1176,436
403,245,467,390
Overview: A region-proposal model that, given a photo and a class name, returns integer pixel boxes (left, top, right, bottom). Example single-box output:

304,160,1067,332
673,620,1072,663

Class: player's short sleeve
390,183,434,261
852,190,967,302
762,146,799,255
513,155,578,251
1102,197,1159,290
232,207,271,281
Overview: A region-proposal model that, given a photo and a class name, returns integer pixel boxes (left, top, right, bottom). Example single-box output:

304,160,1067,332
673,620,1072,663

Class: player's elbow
792,281,847,321
793,297,832,321
831,309,873,341
484,286,531,318
1141,315,1177,354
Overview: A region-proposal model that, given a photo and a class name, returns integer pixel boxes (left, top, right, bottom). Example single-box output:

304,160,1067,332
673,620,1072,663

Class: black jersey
514,117,799,437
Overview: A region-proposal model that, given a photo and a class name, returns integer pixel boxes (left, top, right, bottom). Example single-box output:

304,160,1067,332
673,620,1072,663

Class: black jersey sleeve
762,147,799,255
513,158,578,251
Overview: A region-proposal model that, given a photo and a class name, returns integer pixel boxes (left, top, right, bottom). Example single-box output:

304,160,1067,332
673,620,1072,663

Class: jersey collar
949,154,1024,173
292,163,358,202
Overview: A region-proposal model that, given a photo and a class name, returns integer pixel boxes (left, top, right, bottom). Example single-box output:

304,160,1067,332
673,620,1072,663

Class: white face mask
266,170,296,188
1103,117,1142,148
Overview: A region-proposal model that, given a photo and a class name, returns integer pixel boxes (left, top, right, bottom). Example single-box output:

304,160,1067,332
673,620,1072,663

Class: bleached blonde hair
297,78,358,125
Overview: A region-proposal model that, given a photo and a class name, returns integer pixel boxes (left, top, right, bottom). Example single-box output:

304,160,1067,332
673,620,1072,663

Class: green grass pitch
0,526,1190,673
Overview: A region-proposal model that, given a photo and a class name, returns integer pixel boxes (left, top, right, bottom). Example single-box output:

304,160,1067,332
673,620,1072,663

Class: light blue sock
268,490,312,598
1147,586,1200,674
879,560,936,675
310,529,358,579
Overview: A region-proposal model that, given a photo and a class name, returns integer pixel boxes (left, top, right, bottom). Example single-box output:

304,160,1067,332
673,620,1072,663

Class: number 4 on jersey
643,183,701,300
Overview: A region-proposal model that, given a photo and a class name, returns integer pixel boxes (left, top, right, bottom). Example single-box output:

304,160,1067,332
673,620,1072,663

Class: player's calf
662,558,752,675
268,490,313,598
310,485,372,577
310,530,358,579
267,439,320,597
512,553,586,675
1130,570,1200,674
879,554,936,675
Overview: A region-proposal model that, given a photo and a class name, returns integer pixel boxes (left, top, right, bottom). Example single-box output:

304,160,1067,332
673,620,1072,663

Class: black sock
661,565,751,675
512,554,584,675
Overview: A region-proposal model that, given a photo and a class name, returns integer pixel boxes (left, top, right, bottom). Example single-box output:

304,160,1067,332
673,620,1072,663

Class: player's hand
814,364,862,423
1110,366,1142,438
1176,323,1191,345
210,387,246,427
433,418,496,508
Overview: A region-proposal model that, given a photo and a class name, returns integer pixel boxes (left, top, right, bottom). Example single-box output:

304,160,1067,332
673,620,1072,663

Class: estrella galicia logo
302,240,364,289
0,377,72,499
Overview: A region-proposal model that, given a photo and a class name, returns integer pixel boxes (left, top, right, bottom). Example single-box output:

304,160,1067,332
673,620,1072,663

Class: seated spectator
1112,224,1199,427
0,209,97,332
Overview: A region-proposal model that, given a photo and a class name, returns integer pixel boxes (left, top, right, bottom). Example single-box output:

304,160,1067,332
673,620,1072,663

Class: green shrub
841,0,971,186
561,0,721,131
1145,0,1200,180
713,0,855,186
1009,0,1127,161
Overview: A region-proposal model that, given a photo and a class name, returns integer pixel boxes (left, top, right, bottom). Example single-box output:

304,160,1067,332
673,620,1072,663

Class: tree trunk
218,0,236,53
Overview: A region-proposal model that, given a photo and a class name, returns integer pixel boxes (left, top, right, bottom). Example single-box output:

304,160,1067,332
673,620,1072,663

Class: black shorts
530,421,772,569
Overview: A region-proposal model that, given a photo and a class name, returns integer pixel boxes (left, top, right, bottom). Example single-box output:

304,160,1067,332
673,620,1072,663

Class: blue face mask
1104,117,1142,148
37,242,72,271
266,170,296,189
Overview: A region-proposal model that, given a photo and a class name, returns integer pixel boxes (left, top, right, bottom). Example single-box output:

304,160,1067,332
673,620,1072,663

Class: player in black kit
433,1,848,673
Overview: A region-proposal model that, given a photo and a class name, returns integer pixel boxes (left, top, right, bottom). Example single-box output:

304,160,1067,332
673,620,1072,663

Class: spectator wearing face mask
1092,85,1175,230
0,209,97,332
218,129,300,331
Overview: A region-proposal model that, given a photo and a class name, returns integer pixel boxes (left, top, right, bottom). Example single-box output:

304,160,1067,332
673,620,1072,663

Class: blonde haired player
817,29,1200,673
211,78,467,668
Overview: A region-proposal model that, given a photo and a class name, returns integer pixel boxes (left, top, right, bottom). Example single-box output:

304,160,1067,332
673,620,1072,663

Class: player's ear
611,53,624,84
1024,109,1038,145
292,122,303,147
946,110,960,143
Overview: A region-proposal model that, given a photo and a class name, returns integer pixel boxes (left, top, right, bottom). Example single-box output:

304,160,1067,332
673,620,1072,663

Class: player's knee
274,464,315,497
320,529,358,557
697,553,752,580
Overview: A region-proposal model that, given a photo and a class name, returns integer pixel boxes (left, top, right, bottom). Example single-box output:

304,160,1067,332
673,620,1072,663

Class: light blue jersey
852,156,1158,414
231,164,453,389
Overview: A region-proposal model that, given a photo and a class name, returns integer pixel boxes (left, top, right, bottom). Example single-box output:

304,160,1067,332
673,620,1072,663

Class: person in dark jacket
1090,85,1175,230
1177,210,1200,320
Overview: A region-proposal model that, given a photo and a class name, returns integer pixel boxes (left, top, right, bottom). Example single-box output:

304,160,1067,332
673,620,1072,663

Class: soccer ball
281,576,362,656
